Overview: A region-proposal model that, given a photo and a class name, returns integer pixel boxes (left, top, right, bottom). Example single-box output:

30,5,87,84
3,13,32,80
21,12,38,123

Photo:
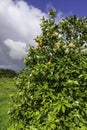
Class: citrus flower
65,48,69,54
63,45,67,49
36,46,39,50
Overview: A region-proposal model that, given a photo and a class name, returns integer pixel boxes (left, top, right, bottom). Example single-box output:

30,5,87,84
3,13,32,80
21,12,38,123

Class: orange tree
8,10,87,130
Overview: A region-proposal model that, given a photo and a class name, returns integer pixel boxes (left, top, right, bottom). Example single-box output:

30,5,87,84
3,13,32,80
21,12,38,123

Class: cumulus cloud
0,0,47,70
4,39,27,60
0,0,64,71
0,0,46,44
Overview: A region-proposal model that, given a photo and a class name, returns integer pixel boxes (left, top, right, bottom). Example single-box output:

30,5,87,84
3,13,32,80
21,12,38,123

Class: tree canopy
0,68,17,78
8,10,87,130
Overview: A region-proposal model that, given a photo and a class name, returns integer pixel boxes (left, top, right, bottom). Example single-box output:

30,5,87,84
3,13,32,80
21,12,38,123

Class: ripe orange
39,41,44,47
35,37,40,43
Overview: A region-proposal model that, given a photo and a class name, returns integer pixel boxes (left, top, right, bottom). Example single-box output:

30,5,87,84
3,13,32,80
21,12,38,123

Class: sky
0,0,87,71
25,0,87,17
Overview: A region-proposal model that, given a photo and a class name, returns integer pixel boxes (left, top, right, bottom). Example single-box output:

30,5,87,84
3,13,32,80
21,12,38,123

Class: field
0,77,17,130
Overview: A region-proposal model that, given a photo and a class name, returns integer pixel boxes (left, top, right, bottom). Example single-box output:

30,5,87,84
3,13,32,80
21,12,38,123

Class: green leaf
9,10,87,130
64,102,72,108
57,104,61,112
50,123,56,129
62,105,65,113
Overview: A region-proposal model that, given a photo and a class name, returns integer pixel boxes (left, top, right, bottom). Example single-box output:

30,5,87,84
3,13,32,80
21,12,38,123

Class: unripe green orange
45,65,48,70
69,43,76,49
47,61,51,65
71,44,76,49
51,33,57,38
54,42,60,47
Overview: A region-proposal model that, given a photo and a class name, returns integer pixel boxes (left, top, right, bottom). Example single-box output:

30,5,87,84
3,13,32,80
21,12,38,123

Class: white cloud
0,0,64,70
4,39,27,60
0,0,46,60
0,0,47,70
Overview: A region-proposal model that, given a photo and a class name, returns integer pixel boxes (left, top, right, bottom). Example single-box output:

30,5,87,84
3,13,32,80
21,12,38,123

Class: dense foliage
9,10,87,130
0,68,17,78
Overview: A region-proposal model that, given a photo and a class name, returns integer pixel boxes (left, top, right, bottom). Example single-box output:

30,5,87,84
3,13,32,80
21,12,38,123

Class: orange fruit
72,44,76,49
69,43,76,49
47,61,51,65
45,65,48,70
35,36,40,43
55,42,60,47
51,33,57,38
39,41,44,47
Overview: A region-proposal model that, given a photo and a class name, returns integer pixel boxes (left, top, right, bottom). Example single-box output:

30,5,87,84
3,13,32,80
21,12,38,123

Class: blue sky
0,0,87,71
25,0,87,17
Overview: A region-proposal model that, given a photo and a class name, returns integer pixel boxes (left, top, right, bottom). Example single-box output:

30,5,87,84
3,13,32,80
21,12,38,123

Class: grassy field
0,77,17,130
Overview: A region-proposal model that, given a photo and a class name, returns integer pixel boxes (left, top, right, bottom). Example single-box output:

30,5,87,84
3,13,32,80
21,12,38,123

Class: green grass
0,77,17,130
